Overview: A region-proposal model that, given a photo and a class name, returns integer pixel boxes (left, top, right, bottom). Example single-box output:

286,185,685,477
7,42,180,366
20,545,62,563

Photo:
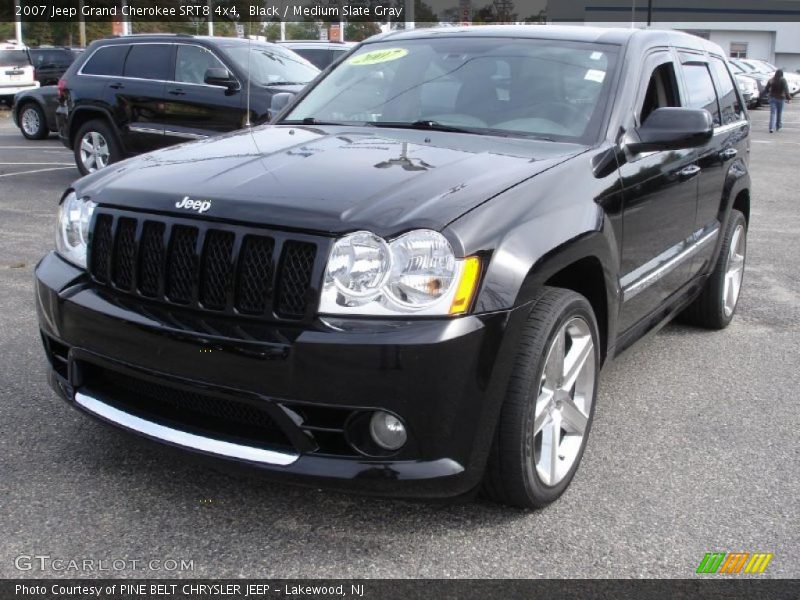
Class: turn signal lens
449,256,481,315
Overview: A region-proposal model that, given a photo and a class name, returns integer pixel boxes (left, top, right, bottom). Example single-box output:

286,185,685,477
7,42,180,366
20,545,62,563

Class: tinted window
683,63,720,126
123,44,172,80
709,57,744,124
175,44,226,84
30,49,74,68
0,50,31,66
294,48,333,70
81,45,128,76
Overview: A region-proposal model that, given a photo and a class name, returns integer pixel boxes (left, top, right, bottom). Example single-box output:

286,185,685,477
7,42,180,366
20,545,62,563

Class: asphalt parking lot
0,103,798,579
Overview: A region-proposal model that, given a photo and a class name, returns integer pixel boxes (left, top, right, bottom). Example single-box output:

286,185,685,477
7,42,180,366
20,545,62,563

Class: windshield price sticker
348,48,409,66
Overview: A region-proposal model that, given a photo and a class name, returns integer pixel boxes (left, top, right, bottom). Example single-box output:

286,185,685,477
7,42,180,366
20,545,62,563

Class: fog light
369,411,407,451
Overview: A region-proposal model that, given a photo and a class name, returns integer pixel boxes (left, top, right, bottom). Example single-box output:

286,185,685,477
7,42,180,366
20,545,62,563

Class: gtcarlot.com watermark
14,554,194,573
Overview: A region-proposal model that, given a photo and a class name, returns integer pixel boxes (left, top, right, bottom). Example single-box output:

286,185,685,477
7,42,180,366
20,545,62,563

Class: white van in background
0,42,39,105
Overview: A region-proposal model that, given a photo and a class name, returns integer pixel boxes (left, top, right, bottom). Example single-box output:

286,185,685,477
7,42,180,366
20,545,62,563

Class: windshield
0,50,31,66
223,44,319,86
282,38,619,142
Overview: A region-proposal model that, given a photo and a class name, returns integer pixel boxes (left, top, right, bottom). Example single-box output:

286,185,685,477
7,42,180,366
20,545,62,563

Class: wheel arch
67,107,117,148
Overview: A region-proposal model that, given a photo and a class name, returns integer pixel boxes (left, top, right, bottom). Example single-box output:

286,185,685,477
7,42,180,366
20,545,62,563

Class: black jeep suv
36,26,751,508
55,34,319,175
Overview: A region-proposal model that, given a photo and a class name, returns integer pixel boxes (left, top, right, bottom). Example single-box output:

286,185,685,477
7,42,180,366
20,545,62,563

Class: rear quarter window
81,45,129,76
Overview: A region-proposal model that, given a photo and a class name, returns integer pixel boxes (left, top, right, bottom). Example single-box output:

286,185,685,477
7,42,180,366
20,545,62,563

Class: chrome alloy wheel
21,107,41,136
533,317,595,487
79,131,110,173
723,223,746,318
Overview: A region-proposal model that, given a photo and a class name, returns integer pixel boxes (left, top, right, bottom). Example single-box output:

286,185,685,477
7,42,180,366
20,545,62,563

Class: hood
76,125,584,237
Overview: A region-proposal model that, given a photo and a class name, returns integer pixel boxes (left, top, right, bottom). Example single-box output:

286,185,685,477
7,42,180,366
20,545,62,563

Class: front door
162,43,245,143
617,51,700,333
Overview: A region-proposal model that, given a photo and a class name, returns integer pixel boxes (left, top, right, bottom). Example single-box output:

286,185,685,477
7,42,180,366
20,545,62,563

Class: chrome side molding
622,225,720,302
75,391,299,466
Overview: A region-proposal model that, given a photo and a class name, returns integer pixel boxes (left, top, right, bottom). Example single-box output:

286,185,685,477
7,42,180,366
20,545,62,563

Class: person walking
766,69,792,133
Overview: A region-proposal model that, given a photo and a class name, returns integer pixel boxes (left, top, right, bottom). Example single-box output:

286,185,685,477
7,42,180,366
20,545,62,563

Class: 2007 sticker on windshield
348,48,409,66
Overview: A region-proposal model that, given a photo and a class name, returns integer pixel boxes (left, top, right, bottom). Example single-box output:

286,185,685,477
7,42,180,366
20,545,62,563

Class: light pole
14,0,23,44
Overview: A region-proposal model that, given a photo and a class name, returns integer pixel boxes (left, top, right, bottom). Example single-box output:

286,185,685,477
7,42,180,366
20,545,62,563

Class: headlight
319,229,481,316
55,191,96,269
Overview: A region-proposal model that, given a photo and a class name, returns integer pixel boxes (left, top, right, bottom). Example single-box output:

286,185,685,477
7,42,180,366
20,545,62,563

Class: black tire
483,287,600,509
18,102,48,140
680,210,747,330
73,119,122,176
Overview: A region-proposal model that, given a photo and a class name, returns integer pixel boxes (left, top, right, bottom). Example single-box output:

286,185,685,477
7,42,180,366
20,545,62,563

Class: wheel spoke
562,334,592,392
559,396,588,434
545,327,565,388
547,411,562,484
533,388,554,435
81,139,93,153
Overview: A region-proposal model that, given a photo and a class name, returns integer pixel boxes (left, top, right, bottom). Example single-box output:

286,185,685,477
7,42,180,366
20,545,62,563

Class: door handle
108,82,124,90
679,165,701,180
720,148,738,161
168,88,186,96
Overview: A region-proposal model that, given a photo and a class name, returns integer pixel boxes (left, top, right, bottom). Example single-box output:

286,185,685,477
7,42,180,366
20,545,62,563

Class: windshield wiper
281,117,352,126
370,120,475,134
267,81,307,86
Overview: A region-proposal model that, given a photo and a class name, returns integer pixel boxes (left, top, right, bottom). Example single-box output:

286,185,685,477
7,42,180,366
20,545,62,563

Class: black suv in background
56,34,319,175
37,27,750,508
29,46,81,86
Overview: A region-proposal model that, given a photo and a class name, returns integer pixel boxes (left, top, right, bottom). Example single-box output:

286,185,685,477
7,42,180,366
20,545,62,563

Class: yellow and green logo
696,552,773,574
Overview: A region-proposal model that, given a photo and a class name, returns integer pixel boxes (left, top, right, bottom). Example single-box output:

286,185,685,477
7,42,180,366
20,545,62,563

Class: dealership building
548,1,800,72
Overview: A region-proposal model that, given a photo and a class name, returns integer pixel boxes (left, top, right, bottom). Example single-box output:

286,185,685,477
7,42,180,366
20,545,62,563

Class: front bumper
35,252,527,498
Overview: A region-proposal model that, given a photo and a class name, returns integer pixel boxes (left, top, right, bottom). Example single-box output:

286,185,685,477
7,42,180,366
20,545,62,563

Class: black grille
88,210,320,320
83,365,293,450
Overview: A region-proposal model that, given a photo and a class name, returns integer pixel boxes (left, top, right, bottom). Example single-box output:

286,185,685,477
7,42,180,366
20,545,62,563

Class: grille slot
200,230,234,310
82,365,294,451
90,214,113,283
166,225,199,304
138,221,165,297
87,210,320,321
235,235,274,314
277,241,316,318
111,217,137,290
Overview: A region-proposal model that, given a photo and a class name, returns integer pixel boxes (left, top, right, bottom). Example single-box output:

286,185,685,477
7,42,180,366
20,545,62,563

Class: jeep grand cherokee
35,26,751,508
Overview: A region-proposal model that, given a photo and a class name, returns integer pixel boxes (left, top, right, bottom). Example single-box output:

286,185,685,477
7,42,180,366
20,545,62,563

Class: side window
175,45,226,85
639,61,681,125
682,63,721,126
123,44,173,81
709,57,744,125
81,45,129,77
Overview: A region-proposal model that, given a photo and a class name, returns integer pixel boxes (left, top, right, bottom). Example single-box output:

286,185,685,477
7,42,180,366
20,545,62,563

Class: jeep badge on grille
175,196,211,213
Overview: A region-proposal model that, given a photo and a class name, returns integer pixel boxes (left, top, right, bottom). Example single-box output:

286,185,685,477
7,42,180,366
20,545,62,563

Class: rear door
162,43,244,142
688,53,749,275
106,43,172,153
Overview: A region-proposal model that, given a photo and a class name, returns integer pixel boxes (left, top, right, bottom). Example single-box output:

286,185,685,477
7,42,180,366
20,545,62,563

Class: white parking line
0,162,74,165
0,146,68,150
0,166,75,178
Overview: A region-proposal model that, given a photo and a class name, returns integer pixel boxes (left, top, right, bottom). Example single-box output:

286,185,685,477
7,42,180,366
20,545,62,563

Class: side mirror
204,67,237,90
269,92,294,120
625,107,714,154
